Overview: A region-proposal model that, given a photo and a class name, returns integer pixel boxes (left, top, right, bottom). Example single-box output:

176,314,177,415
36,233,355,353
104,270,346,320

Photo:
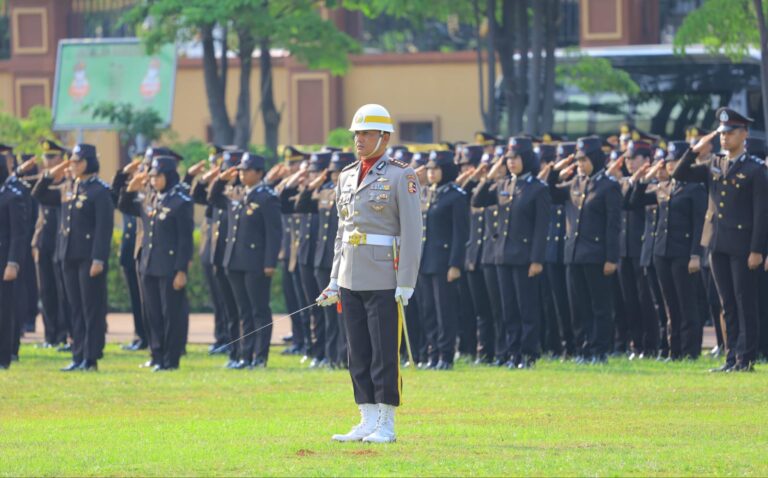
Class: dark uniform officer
420,150,469,370
190,145,229,352
118,156,193,371
33,144,113,371
212,153,282,368
459,144,496,363
673,108,768,372
295,152,355,368
207,150,245,367
616,141,662,359
539,142,575,358
473,137,550,368
0,148,29,369
274,146,312,356
632,140,707,359
29,141,71,348
547,136,622,364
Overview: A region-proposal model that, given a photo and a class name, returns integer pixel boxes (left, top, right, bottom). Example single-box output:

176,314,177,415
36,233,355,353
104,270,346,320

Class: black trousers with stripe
340,288,401,407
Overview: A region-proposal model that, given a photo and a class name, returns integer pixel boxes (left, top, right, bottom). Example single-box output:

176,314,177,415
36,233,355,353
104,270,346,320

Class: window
399,121,435,143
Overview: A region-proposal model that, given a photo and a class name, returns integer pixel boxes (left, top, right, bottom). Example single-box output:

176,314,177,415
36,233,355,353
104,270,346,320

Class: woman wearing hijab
419,150,469,370
118,155,194,371
33,144,114,372
473,137,551,369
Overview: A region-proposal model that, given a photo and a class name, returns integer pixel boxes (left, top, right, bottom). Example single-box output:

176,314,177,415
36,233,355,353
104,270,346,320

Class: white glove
394,286,414,306
316,278,339,307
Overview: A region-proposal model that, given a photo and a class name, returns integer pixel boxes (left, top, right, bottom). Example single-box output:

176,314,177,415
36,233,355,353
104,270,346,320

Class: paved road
21,312,719,350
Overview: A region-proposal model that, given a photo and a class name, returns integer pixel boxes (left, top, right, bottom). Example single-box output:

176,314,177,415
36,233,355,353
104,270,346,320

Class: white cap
349,104,395,133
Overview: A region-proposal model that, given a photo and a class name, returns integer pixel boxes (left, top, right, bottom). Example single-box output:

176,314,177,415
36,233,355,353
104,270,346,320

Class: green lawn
1,345,766,477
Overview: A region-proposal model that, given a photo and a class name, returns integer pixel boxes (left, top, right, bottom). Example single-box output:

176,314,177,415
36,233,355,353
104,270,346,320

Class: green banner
52,39,176,130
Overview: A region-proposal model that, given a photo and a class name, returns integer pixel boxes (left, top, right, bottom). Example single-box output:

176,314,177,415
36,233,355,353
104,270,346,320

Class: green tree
556,52,640,98
123,1,359,156
87,101,167,164
0,105,56,154
674,0,768,137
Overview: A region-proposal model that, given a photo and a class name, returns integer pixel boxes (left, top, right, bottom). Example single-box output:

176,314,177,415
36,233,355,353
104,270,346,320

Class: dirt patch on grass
347,449,379,457
295,449,316,457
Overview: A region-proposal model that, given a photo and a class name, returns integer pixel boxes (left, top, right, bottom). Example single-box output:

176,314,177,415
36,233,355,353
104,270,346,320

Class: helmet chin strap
361,132,385,160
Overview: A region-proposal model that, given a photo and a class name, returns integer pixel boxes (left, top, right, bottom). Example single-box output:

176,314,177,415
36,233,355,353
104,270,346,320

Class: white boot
362,404,396,443
331,404,378,442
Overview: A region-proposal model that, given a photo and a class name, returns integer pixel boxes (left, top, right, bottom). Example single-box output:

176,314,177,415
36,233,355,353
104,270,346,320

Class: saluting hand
201,166,220,183
173,271,187,290
50,159,71,182
559,163,577,181
643,161,664,182
553,154,574,171
308,169,328,190
221,167,239,182
187,160,208,177
537,162,553,182
606,156,624,179
488,157,507,180
18,156,38,174
692,130,718,154
122,159,141,175
127,171,148,192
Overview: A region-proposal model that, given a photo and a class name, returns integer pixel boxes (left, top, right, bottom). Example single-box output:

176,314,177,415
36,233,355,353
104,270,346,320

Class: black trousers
22,248,38,332
410,277,429,363
457,275,477,355
122,259,145,343
702,266,724,348
758,270,768,358
421,273,460,363
497,264,542,359
466,268,494,360
482,264,507,361
710,251,759,363
544,263,575,355
566,263,613,357
611,274,627,353
619,257,659,354
202,261,228,345
0,278,15,367
142,274,186,368
654,256,701,359
314,267,345,364
215,265,240,361
62,260,107,363
644,265,668,355
340,288,401,406
291,264,312,354
299,263,324,360
37,251,69,344
280,259,303,348
227,269,273,363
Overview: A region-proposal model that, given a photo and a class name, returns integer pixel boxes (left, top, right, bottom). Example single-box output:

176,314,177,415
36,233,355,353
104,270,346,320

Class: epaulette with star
389,158,408,169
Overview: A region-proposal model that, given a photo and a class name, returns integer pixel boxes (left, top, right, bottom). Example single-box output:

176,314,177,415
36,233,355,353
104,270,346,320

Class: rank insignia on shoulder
390,159,408,168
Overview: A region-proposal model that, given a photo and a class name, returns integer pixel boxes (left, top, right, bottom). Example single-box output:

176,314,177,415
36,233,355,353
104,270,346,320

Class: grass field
1,345,766,477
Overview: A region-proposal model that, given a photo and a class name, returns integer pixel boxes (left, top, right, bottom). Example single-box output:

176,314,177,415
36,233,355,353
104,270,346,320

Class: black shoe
490,358,506,367
251,358,267,369
78,360,98,372
224,359,241,369
57,343,72,353
628,352,639,361
209,344,231,355
729,361,756,372
709,361,735,372
308,358,321,369
281,334,293,343
60,361,80,372
518,357,536,369
152,364,178,372
0,363,8,370
590,355,608,365
435,360,453,370
10,354,18,362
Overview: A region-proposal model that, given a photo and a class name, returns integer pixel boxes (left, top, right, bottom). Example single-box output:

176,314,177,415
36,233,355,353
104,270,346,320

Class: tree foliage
556,52,640,97
86,102,166,148
673,0,763,61
0,105,56,154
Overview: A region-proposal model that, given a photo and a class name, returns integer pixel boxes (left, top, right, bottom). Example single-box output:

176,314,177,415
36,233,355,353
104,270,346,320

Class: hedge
106,228,287,314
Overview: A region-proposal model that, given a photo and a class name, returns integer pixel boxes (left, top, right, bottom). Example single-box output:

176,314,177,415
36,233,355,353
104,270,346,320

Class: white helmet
349,104,395,133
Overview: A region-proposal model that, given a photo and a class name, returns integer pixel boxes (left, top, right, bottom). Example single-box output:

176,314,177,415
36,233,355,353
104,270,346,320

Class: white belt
342,230,399,246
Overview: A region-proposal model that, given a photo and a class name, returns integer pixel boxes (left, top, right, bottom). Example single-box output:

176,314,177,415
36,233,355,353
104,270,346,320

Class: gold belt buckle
348,228,367,247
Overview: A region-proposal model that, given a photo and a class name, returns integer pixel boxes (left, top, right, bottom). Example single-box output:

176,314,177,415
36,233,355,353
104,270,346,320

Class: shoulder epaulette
97,179,110,189
451,183,467,195
750,155,764,164
342,160,359,172
389,158,408,169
